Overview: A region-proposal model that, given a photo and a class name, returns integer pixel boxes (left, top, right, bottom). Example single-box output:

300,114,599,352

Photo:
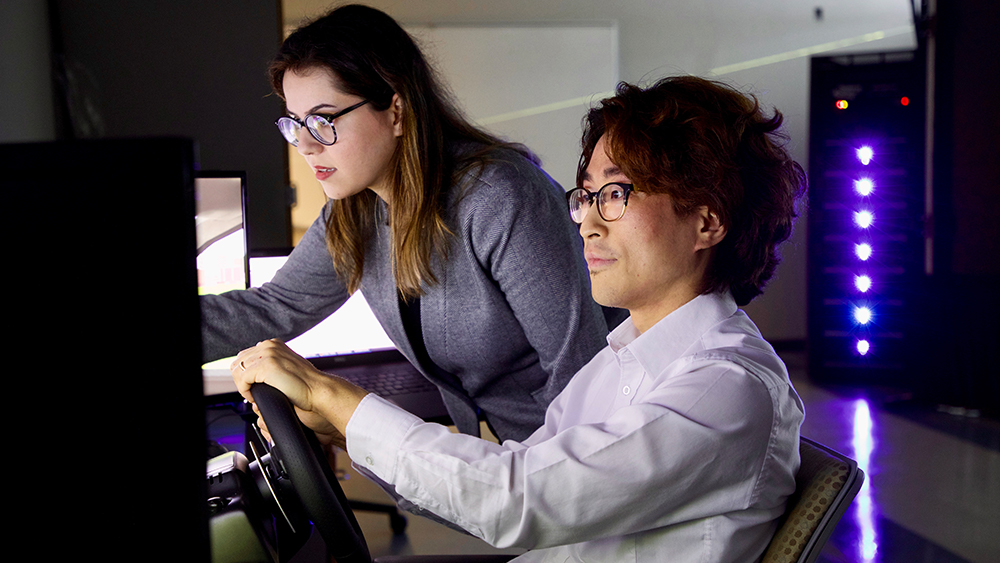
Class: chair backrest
761,436,865,563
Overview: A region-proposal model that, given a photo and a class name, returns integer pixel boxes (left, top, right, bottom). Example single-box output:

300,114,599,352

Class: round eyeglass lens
277,118,301,146
599,184,628,221
568,189,591,223
305,114,336,145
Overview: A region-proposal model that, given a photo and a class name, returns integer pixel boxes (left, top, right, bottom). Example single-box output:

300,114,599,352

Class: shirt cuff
345,393,423,485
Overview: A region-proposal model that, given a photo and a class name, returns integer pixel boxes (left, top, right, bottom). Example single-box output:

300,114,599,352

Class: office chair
761,436,865,563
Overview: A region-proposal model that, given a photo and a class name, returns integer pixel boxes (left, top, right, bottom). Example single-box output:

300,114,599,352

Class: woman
201,4,607,441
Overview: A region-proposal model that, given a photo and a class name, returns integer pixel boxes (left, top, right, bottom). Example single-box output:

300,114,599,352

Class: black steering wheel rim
251,383,371,563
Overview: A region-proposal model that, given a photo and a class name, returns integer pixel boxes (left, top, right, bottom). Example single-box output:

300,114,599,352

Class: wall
283,0,918,342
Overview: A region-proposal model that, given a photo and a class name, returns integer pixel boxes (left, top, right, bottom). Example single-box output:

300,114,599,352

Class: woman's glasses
566,182,634,224
274,100,370,147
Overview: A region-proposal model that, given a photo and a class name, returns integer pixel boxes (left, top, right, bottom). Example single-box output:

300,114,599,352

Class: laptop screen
248,254,396,359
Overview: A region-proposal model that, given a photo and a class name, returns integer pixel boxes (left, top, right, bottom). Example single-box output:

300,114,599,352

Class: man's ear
390,94,404,137
695,206,727,251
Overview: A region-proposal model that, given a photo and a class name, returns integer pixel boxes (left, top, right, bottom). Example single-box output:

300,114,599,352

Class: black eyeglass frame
274,99,370,147
566,182,635,224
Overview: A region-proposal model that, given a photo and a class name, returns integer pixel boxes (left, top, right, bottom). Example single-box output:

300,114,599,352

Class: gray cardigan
201,147,608,441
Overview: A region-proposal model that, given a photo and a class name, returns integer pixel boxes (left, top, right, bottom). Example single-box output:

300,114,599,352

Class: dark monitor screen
1,137,208,560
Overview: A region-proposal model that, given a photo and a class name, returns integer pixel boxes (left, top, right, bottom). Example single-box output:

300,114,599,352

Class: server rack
807,50,928,388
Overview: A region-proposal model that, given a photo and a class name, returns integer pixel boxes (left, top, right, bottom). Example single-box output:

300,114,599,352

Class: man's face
579,136,713,333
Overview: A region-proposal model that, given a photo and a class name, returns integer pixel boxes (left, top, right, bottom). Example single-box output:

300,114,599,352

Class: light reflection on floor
791,352,998,563
852,399,879,562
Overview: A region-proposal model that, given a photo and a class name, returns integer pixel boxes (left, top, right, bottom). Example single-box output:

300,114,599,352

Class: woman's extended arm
201,203,350,362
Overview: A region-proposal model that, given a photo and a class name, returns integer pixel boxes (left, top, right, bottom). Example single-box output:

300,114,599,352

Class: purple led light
855,243,873,261
855,275,872,292
854,210,874,229
855,178,874,196
854,306,873,325
857,146,874,165
857,339,871,355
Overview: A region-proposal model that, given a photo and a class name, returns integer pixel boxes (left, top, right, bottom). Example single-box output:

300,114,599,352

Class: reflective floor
787,351,1000,563
213,350,1000,562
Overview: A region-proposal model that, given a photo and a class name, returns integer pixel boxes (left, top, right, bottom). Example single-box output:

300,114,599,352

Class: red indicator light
900,96,910,106
835,100,849,110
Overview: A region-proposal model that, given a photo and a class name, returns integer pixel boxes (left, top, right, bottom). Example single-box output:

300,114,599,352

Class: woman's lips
314,166,335,181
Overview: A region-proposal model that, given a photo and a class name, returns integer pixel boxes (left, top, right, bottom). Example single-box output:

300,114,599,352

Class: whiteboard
405,24,619,191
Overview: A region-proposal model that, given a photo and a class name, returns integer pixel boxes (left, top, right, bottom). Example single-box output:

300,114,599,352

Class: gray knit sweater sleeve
199,208,348,362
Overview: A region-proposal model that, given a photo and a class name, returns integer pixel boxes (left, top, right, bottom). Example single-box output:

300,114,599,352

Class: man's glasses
566,182,634,224
275,100,370,147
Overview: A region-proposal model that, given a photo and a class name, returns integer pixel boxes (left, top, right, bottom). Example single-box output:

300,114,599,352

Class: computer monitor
1,137,208,560
194,171,248,295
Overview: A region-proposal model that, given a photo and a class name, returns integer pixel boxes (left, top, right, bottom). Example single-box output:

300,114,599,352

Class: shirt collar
607,292,738,375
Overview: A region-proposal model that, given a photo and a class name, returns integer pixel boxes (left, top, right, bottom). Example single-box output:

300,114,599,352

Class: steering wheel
251,383,372,563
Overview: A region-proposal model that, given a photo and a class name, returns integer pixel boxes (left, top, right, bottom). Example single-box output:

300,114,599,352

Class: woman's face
281,67,402,202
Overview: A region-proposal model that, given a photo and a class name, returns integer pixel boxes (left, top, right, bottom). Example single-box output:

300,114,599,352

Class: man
233,75,807,562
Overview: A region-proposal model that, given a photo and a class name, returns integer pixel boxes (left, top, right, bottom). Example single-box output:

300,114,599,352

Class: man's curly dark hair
577,76,807,306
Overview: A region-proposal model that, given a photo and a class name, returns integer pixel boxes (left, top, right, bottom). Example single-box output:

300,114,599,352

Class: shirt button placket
616,348,641,406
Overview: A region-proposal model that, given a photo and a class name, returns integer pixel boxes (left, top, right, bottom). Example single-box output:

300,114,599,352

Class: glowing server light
855,243,873,261
857,146,874,165
853,306,873,325
857,339,871,355
855,275,872,292
854,178,874,196
836,99,849,110
854,210,874,228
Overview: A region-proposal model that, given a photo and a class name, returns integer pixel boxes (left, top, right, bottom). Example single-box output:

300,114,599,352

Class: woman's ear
695,206,727,251
390,94,404,137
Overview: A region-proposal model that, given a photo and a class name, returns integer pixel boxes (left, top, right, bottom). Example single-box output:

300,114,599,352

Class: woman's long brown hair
270,4,537,299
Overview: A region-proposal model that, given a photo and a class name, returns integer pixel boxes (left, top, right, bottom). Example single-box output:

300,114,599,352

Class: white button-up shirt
347,292,804,562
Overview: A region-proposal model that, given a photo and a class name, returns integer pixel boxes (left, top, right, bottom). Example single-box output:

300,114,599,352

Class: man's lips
585,251,616,270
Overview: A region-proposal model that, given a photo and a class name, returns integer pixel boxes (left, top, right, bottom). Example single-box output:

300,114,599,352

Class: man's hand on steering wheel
251,399,347,450
231,339,369,444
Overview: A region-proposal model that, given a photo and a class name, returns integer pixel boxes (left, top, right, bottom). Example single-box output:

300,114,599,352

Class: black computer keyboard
344,368,437,397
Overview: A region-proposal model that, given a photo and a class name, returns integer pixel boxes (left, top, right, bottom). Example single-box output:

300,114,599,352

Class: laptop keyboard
344,368,438,397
